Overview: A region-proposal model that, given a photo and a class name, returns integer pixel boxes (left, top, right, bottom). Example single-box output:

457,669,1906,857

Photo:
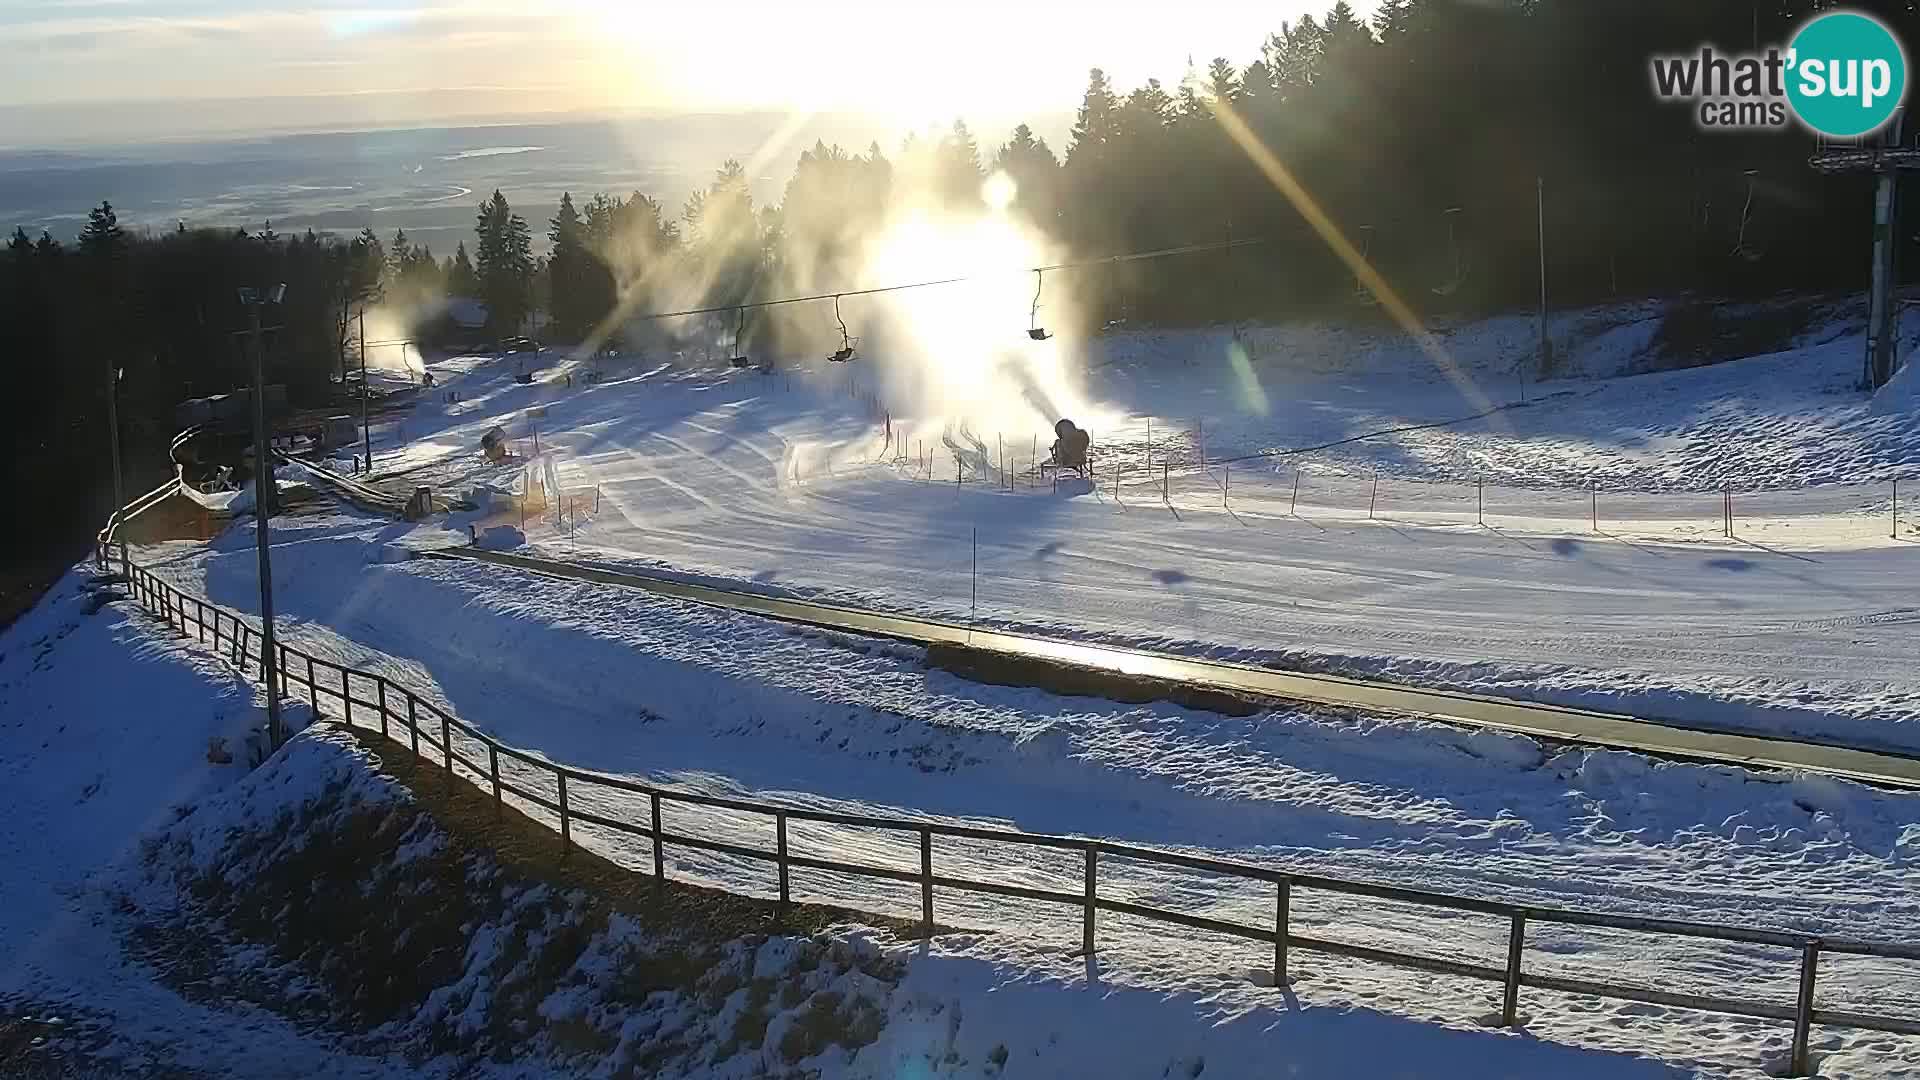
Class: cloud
329,8,424,39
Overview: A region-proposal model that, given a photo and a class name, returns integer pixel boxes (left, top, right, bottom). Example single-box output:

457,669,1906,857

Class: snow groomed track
426,546,1920,790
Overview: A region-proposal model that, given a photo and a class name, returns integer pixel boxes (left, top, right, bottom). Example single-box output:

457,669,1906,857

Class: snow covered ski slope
127,509,1920,1077
348,305,1920,754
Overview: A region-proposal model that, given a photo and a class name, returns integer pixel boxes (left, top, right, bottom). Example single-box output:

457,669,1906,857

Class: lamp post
238,283,286,747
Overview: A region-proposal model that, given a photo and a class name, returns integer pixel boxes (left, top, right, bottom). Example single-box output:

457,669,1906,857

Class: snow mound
1869,357,1918,416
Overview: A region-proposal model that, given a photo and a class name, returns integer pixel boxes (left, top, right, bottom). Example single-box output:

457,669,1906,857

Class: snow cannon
481,426,510,464
1047,418,1091,477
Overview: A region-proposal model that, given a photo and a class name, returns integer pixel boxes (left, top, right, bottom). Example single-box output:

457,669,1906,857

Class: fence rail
107,549,1920,1076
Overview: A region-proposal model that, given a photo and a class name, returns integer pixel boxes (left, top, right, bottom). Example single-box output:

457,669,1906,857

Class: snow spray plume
767,158,1114,456
356,300,434,374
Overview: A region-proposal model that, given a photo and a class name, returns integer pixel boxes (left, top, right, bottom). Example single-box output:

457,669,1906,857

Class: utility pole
1536,175,1552,378
240,285,286,747
358,307,371,474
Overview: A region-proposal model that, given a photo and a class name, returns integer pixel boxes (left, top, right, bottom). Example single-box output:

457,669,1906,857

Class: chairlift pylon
1431,207,1467,298
1028,269,1052,340
828,294,858,362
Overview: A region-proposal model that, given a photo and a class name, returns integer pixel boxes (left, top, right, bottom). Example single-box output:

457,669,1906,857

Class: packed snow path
432,544,1920,788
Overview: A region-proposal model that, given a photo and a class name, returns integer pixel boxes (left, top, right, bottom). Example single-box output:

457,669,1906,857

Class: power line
629,235,1265,324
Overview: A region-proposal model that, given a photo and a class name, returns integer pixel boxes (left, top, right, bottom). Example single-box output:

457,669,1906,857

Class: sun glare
853,187,1111,452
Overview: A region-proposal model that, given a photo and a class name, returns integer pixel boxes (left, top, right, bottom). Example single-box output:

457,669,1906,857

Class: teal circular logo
1786,12,1907,137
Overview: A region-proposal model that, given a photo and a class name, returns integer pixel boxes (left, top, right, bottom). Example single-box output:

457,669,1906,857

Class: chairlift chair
1431,207,1467,298
827,294,858,362
1028,269,1053,340
727,306,754,369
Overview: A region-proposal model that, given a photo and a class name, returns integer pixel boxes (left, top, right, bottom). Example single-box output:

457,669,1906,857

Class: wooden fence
110,552,1920,1077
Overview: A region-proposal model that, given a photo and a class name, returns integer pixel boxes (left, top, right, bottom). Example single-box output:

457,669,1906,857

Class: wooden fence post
440,713,452,780
776,812,790,909
1082,847,1098,957
651,792,665,882
488,744,501,812
919,827,934,933
1274,878,1291,987
1369,468,1378,519
1503,910,1527,1026
556,771,570,854
1791,940,1821,1077
377,678,389,738
307,656,318,711
1291,469,1301,515
408,695,420,758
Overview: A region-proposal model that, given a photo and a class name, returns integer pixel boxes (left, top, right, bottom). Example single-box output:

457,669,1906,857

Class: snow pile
1870,356,1918,417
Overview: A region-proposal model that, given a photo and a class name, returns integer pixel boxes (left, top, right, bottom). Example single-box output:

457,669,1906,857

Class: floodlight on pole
237,283,288,748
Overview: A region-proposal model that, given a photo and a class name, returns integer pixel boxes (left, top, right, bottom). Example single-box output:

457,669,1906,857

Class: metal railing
110,551,1920,1076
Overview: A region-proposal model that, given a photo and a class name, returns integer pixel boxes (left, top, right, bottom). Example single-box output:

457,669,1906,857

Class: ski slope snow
128,509,1920,1077
340,309,1920,753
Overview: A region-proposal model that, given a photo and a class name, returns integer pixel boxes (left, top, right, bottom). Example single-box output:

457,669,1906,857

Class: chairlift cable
626,235,1266,324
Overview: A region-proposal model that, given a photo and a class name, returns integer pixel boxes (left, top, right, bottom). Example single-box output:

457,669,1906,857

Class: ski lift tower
1809,110,1920,389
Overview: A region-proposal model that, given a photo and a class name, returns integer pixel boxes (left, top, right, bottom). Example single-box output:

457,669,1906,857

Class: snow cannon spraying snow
1046,418,1091,478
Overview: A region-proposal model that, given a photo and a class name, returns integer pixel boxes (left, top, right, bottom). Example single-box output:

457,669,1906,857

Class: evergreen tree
446,241,479,296
1207,57,1242,106
938,119,984,206
993,124,1060,222
387,229,413,282
77,201,126,260
1066,68,1122,170
474,190,533,335
546,192,613,340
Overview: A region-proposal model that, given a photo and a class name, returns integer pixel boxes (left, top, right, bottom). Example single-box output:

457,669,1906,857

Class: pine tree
1066,68,1122,170
993,124,1060,221
938,119,983,206
387,229,413,282
474,190,532,335
547,192,611,341
446,241,479,296
1207,57,1242,107
77,201,125,260
1268,17,1325,100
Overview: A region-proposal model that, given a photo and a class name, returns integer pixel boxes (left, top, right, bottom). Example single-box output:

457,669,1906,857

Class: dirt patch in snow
121,726,918,1076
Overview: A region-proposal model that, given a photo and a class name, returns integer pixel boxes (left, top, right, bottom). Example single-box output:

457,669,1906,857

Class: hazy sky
5,1,1343,143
